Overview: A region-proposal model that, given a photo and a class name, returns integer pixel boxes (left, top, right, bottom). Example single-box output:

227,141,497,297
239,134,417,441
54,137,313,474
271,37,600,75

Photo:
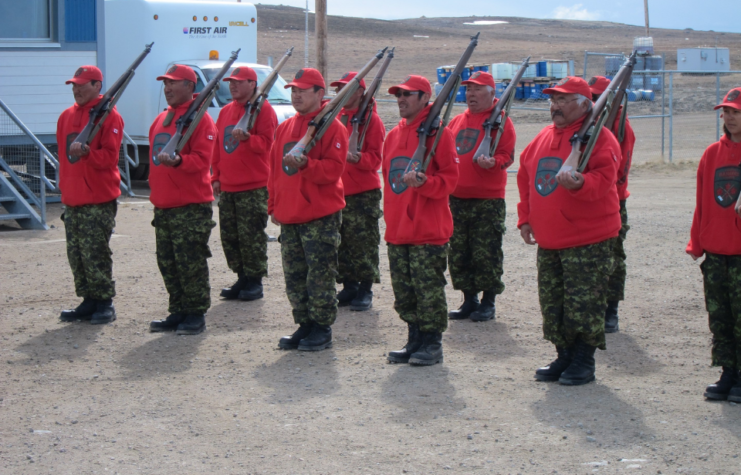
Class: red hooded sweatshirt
337,105,385,196
148,98,216,209
382,105,459,246
211,100,277,193
56,95,123,206
267,102,347,224
686,135,741,257
517,116,622,250
608,106,636,201
448,99,516,199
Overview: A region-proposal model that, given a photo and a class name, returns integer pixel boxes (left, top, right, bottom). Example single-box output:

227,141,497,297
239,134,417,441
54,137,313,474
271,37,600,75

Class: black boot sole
278,341,299,350
448,313,473,320
238,291,264,301
409,355,443,366
387,354,410,364
91,313,117,325
703,391,729,401
727,393,741,403
220,292,240,300
60,314,94,322
176,325,206,335
470,314,494,322
150,325,179,333
297,341,333,351
534,373,561,382
350,302,372,311
559,374,596,386
605,325,619,333
337,300,354,307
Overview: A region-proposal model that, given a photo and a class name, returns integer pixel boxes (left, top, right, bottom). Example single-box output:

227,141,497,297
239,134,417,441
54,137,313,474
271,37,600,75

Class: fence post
582,51,589,78
669,72,673,162
661,53,665,157
39,149,46,226
716,73,721,141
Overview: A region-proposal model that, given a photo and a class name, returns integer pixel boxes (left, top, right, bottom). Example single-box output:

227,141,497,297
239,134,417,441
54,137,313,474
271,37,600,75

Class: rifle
70,42,154,163
155,49,240,165
603,60,633,143
558,52,636,176
472,56,530,163
404,33,480,177
233,46,294,134
347,47,395,154
283,47,388,173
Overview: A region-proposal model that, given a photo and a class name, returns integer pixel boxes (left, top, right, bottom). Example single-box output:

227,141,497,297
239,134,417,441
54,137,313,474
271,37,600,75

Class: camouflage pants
449,196,506,294
218,187,268,279
338,189,382,284
701,253,741,369
537,238,616,350
606,200,630,301
153,203,215,314
280,212,341,326
63,200,117,300
387,243,449,333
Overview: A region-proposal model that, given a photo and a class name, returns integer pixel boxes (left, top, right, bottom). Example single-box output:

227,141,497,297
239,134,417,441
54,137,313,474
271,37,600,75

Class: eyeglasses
395,90,418,98
548,97,579,107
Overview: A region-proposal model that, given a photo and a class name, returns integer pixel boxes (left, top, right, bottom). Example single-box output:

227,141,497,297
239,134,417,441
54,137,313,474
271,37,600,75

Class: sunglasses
394,90,418,98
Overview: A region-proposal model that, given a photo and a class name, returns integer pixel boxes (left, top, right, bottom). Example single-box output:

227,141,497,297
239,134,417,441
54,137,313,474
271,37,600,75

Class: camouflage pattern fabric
537,238,616,350
387,243,449,333
701,252,741,369
280,212,341,326
338,189,382,284
218,187,269,279
606,200,630,301
63,200,117,300
448,196,506,294
152,203,215,314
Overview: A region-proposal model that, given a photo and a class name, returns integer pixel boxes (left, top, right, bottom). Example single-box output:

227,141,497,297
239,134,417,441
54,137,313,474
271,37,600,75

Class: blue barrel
642,90,655,101
460,67,472,81
627,90,637,102
536,61,547,77
495,83,506,98
515,86,525,100
477,64,489,73
437,67,448,85
456,85,466,103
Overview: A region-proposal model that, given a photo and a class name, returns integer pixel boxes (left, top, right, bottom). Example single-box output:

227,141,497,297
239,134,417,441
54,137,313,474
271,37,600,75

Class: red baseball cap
284,68,326,90
329,71,366,90
156,64,197,83
588,76,611,95
714,87,741,111
462,71,496,89
388,75,432,95
65,65,103,85
223,66,257,82
543,76,592,98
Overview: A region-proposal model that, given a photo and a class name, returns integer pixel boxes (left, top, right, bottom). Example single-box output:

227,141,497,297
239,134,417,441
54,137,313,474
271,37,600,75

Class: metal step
0,196,15,203
0,213,31,221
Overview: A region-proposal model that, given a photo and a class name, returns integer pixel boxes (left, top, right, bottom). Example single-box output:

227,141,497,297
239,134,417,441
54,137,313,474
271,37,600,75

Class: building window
0,0,54,40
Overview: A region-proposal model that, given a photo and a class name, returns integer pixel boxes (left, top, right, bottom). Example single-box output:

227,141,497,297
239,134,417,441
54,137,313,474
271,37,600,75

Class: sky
250,0,740,35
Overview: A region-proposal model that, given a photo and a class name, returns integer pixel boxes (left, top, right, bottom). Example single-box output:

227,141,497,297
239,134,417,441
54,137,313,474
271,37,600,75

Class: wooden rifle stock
558,52,636,176
403,33,479,178
473,56,530,162
156,49,240,165
348,47,395,154
69,42,153,163
603,65,633,142
234,46,294,134
282,47,387,173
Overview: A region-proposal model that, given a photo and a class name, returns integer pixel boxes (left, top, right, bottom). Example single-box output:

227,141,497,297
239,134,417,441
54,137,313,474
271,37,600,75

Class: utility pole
304,0,309,67
316,0,327,82
644,0,650,37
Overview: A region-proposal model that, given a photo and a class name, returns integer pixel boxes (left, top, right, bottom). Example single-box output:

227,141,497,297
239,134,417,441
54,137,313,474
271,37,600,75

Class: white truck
0,0,295,178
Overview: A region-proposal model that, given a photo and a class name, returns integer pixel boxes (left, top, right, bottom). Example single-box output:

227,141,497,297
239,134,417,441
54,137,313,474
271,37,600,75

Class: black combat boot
337,282,359,307
298,324,333,351
220,273,248,299
534,346,574,382
605,301,619,333
350,281,373,311
448,292,480,320
470,290,496,322
727,370,741,403
238,277,264,301
278,323,314,349
387,323,422,364
60,298,97,322
409,332,444,366
559,340,597,385
704,367,737,400
176,313,206,335
150,313,186,332
90,299,116,325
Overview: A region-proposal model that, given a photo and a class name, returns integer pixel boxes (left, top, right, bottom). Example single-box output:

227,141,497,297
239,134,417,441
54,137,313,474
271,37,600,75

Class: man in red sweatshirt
517,76,622,385
686,87,741,402
147,65,217,336
447,71,516,322
589,76,636,333
383,75,459,366
330,71,386,311
57,65,123,325
269,68,347,351
212,67,278,302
